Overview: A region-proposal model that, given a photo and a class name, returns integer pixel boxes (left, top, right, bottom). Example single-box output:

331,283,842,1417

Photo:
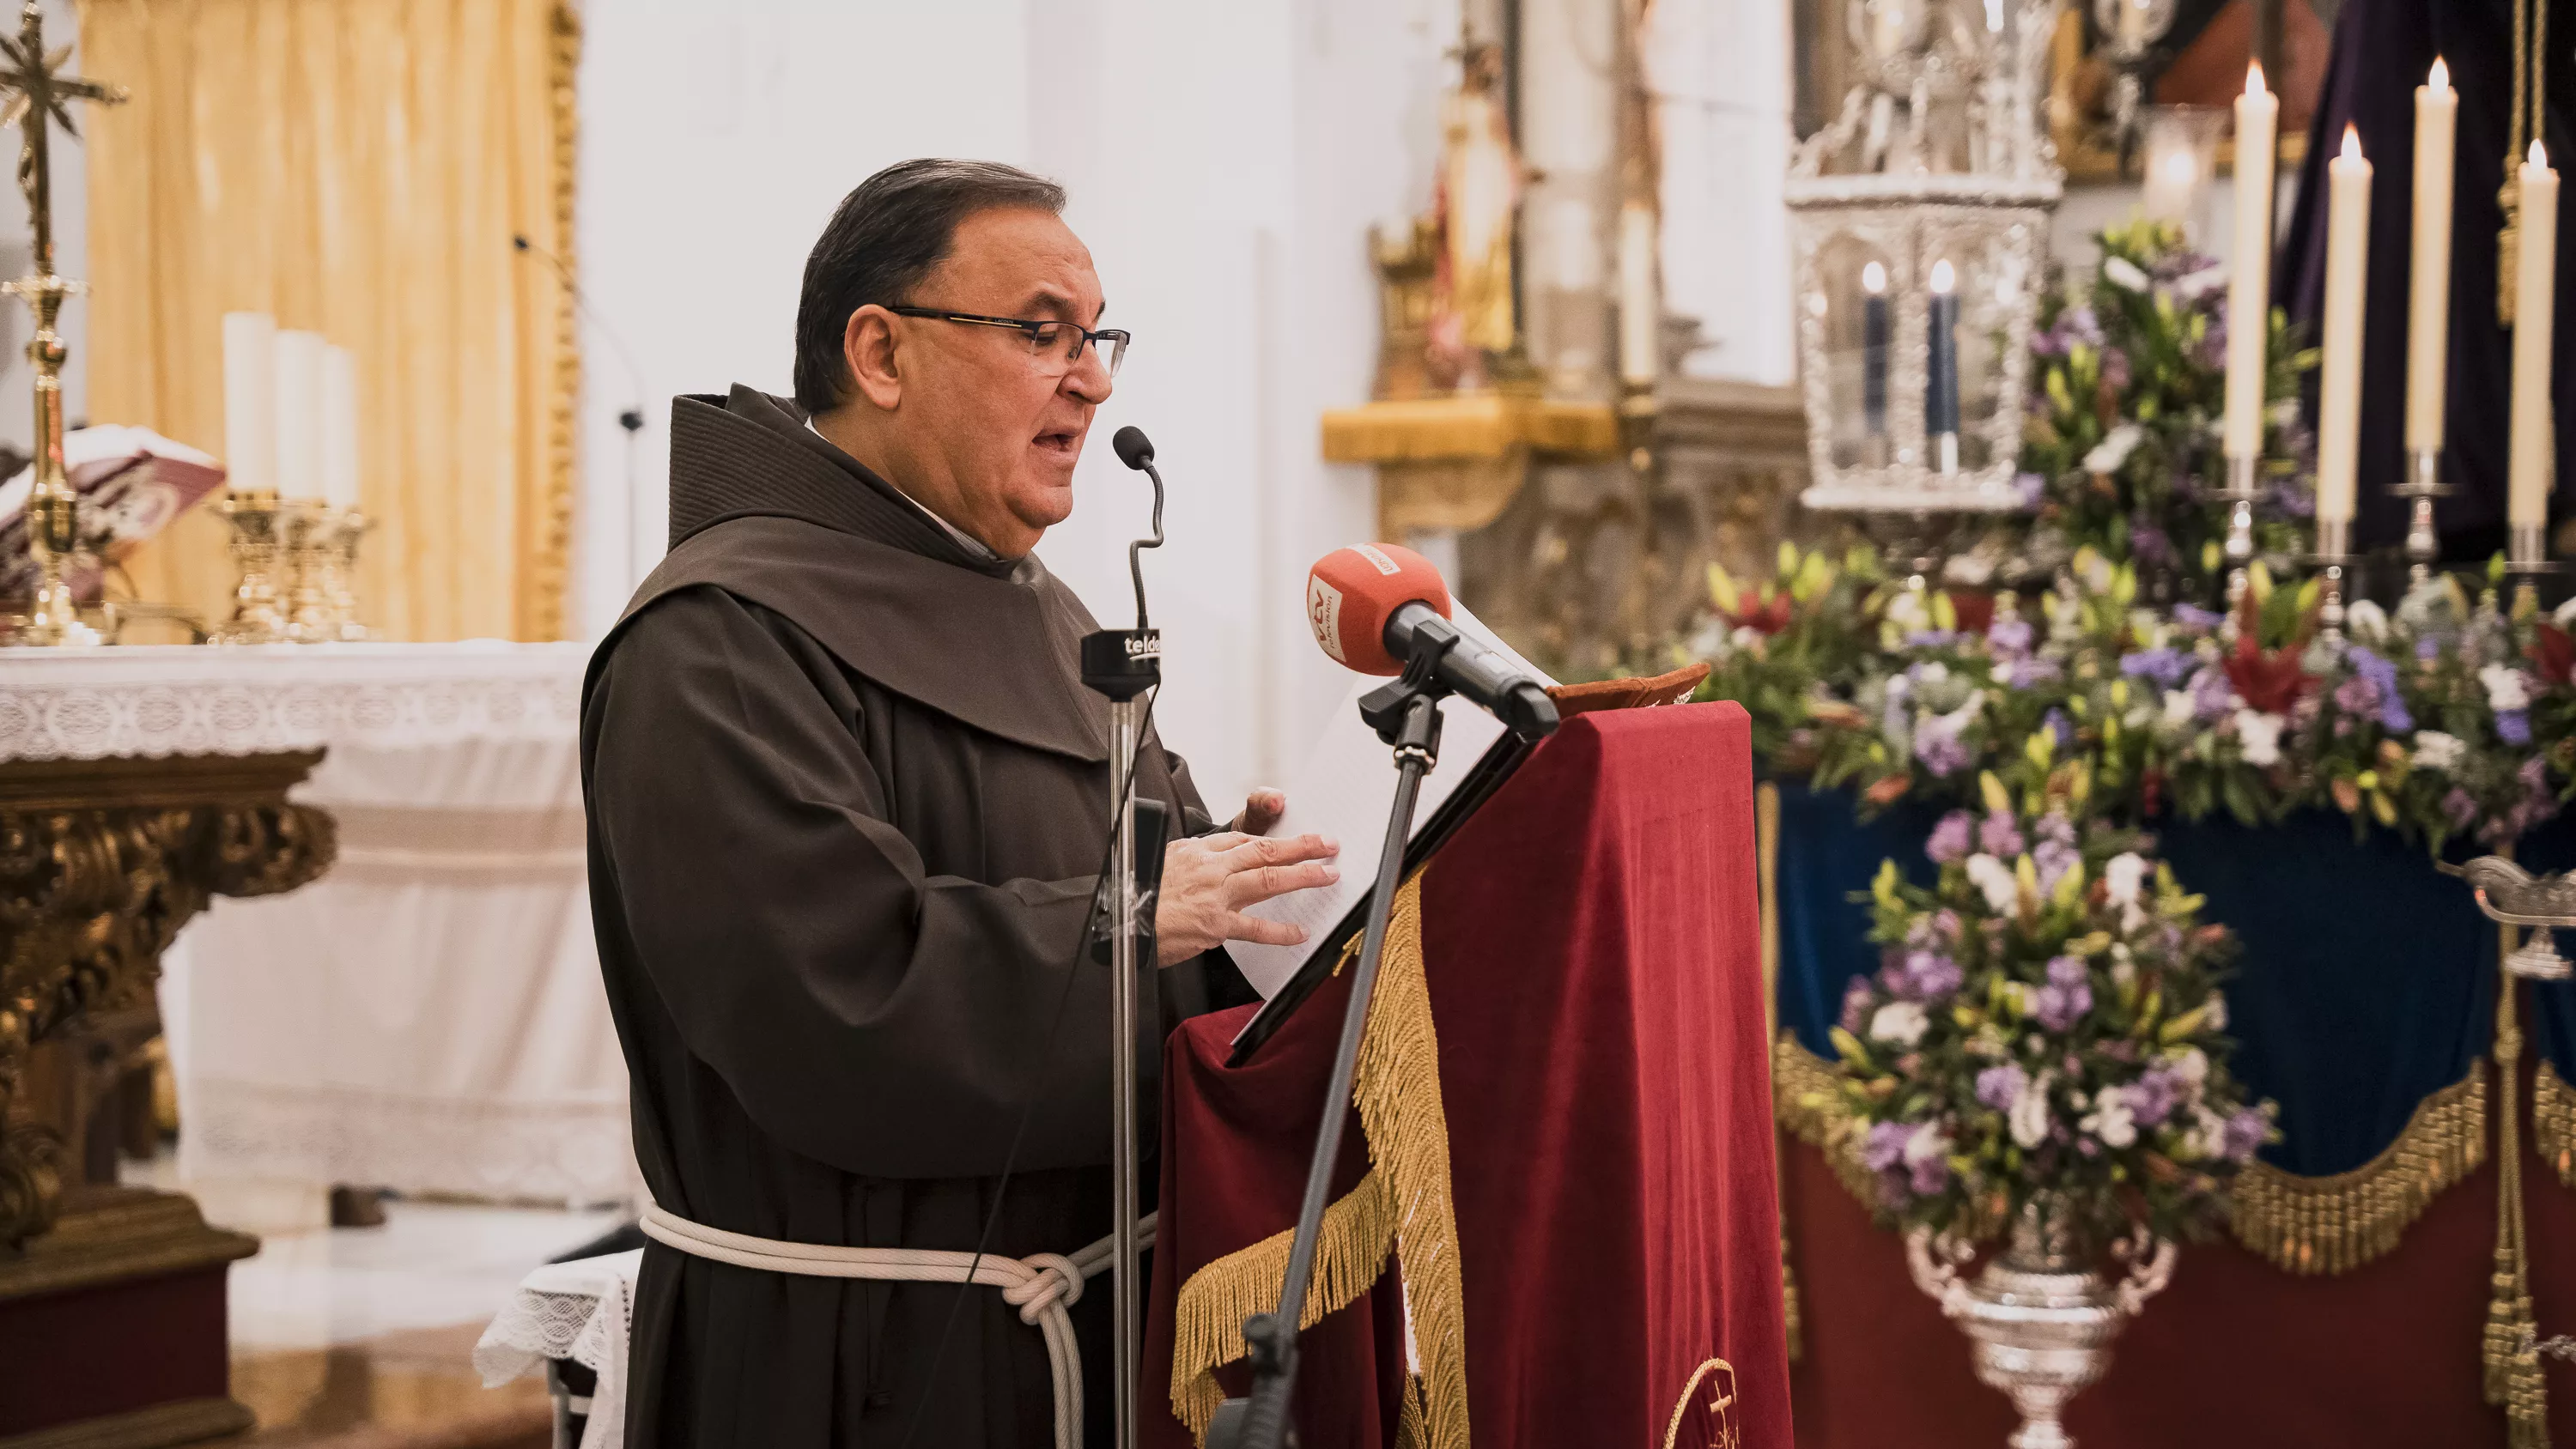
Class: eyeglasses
888,306,1130,377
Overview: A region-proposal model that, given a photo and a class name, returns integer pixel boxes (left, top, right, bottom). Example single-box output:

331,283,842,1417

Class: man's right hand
1155,831,1340,966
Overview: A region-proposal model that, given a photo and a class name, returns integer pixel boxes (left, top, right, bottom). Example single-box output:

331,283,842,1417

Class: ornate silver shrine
1790,0,2062,516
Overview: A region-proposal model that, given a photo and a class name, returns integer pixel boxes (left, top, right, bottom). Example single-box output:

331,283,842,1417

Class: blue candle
1927,258,1961,467
1862,260,1890,436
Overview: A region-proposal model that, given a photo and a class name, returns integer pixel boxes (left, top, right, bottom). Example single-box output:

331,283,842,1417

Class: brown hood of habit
592,384,1111,763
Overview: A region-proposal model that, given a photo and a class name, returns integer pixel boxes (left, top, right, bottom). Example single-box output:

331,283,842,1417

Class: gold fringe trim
2487,919,2549,1445
1166,876,1470,1449
2227,1070,2488,1276
2533,1060,2576,1187
527,2,581,642
1772,1034,1876,1207
1394,1373,1431,1449
1167,1169,1400,1439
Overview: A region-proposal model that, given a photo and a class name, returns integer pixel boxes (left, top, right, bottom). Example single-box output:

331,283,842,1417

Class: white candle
222,312,276,494
2407,58,2458,453
1618,199,1659,386
271,330,325,501
322,344,359,511
2226,64,2279,461
2511,141,2560,531
2315,126,2372,525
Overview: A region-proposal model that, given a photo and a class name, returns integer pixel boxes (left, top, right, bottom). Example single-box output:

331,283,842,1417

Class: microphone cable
897,688,1161,1449
511,233,655,589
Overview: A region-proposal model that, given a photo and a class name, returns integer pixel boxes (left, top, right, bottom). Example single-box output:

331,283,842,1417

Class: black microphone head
1112,426,1155,470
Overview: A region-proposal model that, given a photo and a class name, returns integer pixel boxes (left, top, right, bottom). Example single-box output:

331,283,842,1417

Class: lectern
1143,701,1789,1449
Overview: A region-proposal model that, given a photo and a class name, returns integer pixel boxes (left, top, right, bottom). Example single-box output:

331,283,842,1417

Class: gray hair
792,158,1068,415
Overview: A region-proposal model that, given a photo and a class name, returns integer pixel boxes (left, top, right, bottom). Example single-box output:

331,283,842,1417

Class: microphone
1107,426,1164,629
1306,543,1558,738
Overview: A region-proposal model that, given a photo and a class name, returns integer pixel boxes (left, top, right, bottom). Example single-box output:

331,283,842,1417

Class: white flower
2345,599,2390,641
2162,689,2197,730
2482,664,2532,713
2204,991,2229,1032
2170,263,2225,299
1730,626,1765,652
2177,1104,2228,1161
1886,589,1931,634
2166,1045,2210,1088
2104,852,2150,908
1904,1122,1952,1169
2082,1089,2139,1149
2103,255,2151,292
2235,709,2284,766
2411,730,2468,773
2557,594,2576,628
1915,661,1950,686
1870,1001,1929,1047
2083,423,2144,476
1965,853,2021,914
2009,1070,2056,1149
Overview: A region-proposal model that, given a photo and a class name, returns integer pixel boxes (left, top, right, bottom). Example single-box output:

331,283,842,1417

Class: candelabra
318,509,374,641
213,493,292,645
2215,454,2263,628
2090,0,2178,163
2309,515,2356,647
2391,448,2452,587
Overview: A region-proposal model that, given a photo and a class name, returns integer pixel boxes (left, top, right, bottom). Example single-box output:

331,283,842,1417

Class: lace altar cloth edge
477,1249,643,1449
0,641,589,761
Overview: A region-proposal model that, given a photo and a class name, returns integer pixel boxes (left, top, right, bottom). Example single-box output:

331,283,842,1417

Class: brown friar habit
583,385,1242,1449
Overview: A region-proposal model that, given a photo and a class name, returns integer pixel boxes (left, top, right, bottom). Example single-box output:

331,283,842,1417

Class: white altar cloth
0,643,637,1208
477,1249,642,1449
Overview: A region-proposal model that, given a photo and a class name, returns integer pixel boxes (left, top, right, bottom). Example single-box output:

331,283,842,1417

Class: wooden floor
214,1322,553,1449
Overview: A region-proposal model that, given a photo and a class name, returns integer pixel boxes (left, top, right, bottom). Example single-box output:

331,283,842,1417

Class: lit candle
2117,0,2148,51
1618,199,1659,386
2510,140,2560,535
2408,58,2458,455
1862,260,1891,437
2315,126,2372,526
322,344,359,511
2226,64,2279,462
1928,258,1960,471
271,330,325,502
222,312,276,495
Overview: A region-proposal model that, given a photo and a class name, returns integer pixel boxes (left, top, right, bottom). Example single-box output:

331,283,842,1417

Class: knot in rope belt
638,1203,1156,1449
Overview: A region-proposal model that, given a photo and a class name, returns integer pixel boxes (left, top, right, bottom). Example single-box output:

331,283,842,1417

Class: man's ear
842,306,903,410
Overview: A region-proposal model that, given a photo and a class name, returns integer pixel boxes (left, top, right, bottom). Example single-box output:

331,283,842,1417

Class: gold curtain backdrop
79,0,580,641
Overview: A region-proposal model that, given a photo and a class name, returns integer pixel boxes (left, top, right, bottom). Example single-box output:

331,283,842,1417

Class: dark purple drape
2279,0,2576,554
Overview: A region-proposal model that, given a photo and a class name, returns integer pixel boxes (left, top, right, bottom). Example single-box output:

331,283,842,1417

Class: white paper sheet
1225,603,1552,998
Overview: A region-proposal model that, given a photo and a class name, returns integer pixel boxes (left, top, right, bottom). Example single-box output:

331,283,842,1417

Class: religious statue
1431,39,1521,390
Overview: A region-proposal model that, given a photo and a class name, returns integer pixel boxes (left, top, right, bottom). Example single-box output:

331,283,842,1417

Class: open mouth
1034,428,1080,457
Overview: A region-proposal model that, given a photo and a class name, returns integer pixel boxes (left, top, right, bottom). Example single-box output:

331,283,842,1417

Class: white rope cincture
636,1203,1157,1449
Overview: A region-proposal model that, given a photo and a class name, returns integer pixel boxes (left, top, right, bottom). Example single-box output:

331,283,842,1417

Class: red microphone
1303,544,1557,737
1305,543,1449,674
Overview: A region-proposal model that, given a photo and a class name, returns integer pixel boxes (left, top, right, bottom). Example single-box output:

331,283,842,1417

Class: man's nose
1062,346,1114,403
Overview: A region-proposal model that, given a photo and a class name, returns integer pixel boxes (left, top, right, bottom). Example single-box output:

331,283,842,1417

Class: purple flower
2190,665,2235,721
2444,787,2481,830
1988,616,2035,656
2221,1108,2269,1162
1903,949,1964,1001
2416,634,2443,663
2008,657,2065,688
2035,838,2081,894
2173,603,2225,631
2034,955,2094,1031
1976,1063,2029,1112
2100,347,2134,391
2037,812,2078,847
1932,908,1963,941
2122,647,2196,688
1979,810,2026,858
1910,1150,1952,1196
1839,977,1873,1034
2130,523,2174,570
2500,709,2533,747
1915,718,1974,777
1904,629,1962,650
2016,471,2047,509
2043,707,2075,751
2128,1067,2184,1127
1862,1120,1912,1173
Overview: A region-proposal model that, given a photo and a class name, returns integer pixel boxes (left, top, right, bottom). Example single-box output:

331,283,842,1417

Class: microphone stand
1080,439,1168,1449
1206,637,1461,1449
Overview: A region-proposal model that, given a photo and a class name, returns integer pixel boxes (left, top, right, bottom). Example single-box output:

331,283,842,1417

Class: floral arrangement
1698,543,2574,858
2020,220,2317,595
1831,783,2273,1248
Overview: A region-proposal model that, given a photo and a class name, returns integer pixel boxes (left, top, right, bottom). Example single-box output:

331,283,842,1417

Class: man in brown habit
581,159,1341,1448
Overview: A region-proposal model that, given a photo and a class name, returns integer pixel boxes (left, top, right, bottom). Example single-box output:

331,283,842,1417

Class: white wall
574,0,1434,809
1652,0,1795,385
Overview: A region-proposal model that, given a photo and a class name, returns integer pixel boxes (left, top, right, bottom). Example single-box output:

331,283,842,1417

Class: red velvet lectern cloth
1144,701,1789,1448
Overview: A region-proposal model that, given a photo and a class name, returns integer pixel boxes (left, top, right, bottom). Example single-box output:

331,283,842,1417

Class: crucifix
0,0,123,646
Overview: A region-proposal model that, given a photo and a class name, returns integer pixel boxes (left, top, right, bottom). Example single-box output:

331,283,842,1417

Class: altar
1,641,633,1221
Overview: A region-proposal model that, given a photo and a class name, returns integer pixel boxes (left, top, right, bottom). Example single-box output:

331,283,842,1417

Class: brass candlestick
320,507,373,640
0,1,123,647
283,501,337,642
212,493,291,644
